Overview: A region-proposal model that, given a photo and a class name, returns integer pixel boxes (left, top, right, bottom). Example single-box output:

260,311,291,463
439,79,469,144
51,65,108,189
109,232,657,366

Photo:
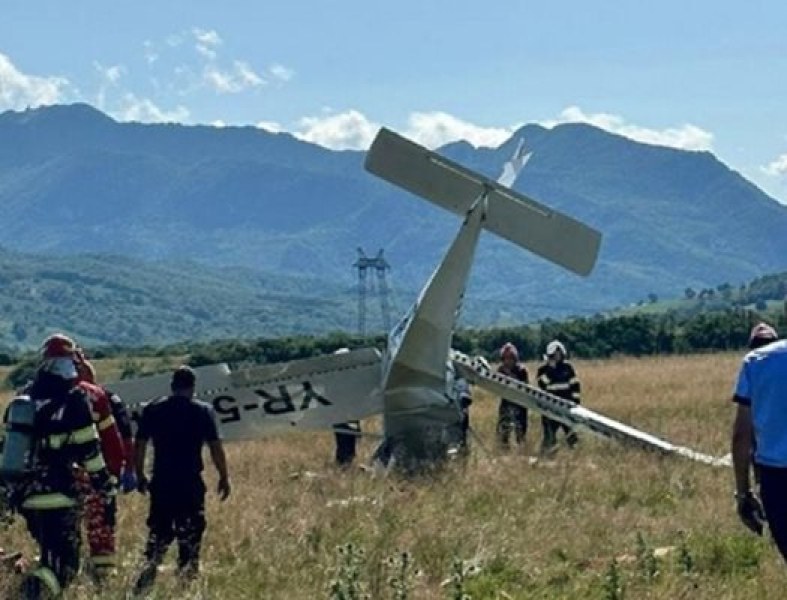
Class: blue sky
2,0,786,202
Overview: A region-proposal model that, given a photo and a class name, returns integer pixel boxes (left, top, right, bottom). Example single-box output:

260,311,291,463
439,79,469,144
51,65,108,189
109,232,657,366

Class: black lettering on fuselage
300,381,332,410
209,382,334,423
257,385,295,415
213,395,241,424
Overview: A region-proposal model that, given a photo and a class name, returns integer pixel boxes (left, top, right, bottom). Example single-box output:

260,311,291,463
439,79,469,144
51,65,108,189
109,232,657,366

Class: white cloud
403,111,514,149
256,120,283,133
295,110,379,150
94,62,124,84
115,93,189,123
196,44,218,60
269,63,294,83
193,28,222,60
211,119,226,128
762,154,787,177
234,61,263,87
93,62,125,111
193,28,222,47
543,106,714,151
203,61,264,94
291,109,514,151
0,52,69,110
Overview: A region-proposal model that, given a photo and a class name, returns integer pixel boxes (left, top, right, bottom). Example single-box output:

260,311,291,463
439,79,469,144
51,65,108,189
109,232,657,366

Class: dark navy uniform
496,365,529,448
333,421,360,466
135,394,220,574
1,373,113,599
537,361,581,452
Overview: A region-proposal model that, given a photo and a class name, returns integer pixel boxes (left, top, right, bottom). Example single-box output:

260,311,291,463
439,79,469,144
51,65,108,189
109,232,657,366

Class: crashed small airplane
110,128,729,471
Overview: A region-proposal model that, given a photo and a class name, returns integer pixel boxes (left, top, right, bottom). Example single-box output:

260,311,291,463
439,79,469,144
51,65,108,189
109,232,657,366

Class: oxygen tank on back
0,396,37,481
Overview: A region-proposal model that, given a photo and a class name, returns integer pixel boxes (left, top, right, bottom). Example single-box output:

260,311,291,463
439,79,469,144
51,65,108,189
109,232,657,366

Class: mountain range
0,103,786,348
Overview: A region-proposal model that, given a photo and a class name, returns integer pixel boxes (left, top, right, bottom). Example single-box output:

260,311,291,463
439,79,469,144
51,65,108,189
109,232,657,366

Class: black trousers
541,417,578,451
144,479,207,572
334,422,359,466
21,506,81,597
759,465,787,562
497,400,528,447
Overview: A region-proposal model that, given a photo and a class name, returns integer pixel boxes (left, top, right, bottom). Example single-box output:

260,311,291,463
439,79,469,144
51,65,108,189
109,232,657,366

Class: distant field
3,351,787,599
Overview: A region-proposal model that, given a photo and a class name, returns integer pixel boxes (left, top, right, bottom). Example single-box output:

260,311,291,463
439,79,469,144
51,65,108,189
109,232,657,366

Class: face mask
40,357,78,380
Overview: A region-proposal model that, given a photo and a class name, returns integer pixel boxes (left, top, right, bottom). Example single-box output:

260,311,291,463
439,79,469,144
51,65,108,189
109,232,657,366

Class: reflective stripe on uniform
570,378,580,385
546,383,571,391
83,454,107,473
72,424,99,444
47,424,98,449
22,493,77,510
28,566,62,596
98,415,116,431
47,432,68,449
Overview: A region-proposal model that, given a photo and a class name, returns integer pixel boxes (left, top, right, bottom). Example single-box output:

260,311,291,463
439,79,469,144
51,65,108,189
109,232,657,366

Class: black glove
736,491,765,535
137,476,149,495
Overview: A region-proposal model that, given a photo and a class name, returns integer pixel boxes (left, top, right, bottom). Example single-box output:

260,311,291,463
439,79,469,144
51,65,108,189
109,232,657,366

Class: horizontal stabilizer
365,128,602,276
450,350,730,467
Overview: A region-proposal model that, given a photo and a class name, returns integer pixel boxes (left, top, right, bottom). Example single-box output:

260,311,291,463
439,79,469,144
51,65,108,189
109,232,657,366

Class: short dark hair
171,366,196,390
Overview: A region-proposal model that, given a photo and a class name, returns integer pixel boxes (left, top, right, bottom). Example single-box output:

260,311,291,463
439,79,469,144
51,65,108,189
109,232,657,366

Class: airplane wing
449,350,730,467
107,348,384,441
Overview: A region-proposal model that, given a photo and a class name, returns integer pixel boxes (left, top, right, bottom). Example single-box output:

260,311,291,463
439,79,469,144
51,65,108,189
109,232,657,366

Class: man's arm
134,439,148,493
732,402,754,495
204,405,230,500
208,441,230,500
134,439,147,484
731,401,765,534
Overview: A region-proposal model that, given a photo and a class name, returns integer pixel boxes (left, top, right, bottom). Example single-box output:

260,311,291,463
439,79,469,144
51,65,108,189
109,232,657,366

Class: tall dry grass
2,351,786,599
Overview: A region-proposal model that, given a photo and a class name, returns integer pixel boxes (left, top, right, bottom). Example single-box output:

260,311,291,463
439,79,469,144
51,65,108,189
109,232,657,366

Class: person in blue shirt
731,322,787,560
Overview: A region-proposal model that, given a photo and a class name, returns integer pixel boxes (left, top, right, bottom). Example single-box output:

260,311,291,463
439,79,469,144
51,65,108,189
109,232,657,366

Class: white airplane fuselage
375,193,488,469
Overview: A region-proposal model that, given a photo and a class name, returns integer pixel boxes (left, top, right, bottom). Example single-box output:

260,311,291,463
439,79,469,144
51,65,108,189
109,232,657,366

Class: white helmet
545,340,567,359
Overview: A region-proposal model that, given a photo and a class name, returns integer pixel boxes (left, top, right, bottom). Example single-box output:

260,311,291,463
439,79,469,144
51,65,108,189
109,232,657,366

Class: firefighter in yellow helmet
0,334,115,598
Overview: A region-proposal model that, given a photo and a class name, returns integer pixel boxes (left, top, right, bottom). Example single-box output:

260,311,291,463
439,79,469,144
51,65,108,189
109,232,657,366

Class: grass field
2,351,786,599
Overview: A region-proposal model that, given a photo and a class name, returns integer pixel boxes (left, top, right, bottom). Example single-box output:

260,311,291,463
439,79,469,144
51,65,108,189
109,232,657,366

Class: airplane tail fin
365,128,602,276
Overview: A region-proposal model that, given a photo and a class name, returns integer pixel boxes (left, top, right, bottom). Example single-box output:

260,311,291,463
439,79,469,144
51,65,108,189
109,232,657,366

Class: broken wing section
107,348,384,441
450,350,730,467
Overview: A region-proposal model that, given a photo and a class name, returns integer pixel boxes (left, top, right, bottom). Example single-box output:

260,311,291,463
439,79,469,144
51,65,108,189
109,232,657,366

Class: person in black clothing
538,340,581,455
455,376,473,451
1,335,115,599
496,342,529,450
333,421,360,467
132,366,231,595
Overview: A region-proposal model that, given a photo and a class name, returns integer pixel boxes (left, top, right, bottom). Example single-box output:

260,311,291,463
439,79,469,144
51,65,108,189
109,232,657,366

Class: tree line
3,300,785,389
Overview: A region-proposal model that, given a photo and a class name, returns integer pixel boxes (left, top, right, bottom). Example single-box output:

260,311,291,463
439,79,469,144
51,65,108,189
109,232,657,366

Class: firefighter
0,336,115,598
496,342,529,450
132,366,231,595
538,340,581,455
74,349,137,492
56,341,132,582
